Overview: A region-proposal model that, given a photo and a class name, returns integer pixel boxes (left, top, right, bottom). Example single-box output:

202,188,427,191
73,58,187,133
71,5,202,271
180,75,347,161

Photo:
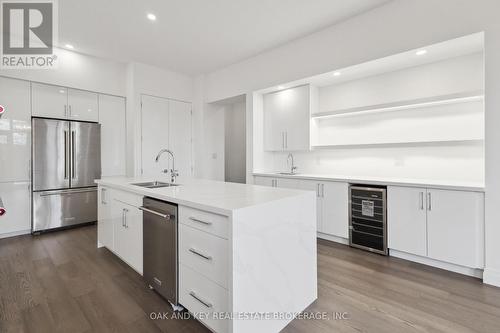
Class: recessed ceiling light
416,49,427,56
65,44,74,49
333,71,341,76
147,13,157,21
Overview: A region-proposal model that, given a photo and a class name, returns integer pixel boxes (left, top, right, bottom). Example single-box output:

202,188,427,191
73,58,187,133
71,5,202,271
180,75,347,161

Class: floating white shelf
311,138,484,149
311,90,484,119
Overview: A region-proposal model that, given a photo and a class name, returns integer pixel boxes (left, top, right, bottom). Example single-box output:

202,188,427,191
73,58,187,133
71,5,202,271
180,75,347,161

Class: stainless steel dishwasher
140,197,178,305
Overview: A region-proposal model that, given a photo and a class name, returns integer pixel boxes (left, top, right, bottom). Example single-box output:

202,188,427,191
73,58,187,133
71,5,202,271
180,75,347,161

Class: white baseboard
483,268,500,287
317,232,349,245
390,249,483,279
0,229,31,239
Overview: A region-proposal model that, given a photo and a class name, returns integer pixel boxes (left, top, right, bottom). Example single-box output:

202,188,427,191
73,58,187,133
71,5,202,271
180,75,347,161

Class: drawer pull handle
189,291,213,308
189,217,212,225
188,248,213,261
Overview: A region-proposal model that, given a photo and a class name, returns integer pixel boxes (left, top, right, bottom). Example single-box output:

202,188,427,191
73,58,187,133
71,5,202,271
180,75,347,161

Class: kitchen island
95,177,317,333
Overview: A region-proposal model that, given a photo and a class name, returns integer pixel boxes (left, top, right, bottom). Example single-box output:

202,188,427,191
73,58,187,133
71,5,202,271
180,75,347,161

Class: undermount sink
131,181,180,189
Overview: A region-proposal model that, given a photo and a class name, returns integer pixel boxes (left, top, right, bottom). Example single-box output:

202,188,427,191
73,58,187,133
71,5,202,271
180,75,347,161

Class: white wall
224,101,246,183
0,47,126,96
196,0,500,287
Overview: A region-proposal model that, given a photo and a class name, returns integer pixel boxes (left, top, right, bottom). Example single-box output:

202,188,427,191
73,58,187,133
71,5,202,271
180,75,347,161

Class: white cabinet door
387,186,427,256
427,189,484,268
254,176,274,187
295,179,323,232
112,199,143,274
0,77,31,182
169,100,192,180
283,85,311,151
0,181,31,237
97,186,113,249
99,94,126,177
321,182,349,238
31,82,68,119
68,89,98,122
141,95,169,176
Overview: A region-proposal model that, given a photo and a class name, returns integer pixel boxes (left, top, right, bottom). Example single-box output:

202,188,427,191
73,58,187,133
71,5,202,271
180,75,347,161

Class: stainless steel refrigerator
32,118,101,232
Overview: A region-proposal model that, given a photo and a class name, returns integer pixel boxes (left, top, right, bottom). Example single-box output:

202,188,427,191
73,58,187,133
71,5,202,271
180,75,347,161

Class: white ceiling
58,0,390,75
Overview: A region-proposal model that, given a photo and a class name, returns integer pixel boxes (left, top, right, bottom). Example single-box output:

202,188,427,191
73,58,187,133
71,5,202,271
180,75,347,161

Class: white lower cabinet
97,186,143,274
388,186,484,269
254,176,349,239
0,182,31,237
178,205,229,333
388,186,427,256
426,189,484,268
97,186,113,249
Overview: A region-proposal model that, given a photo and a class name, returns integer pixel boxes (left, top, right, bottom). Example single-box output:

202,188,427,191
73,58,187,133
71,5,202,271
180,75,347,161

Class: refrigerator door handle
39,188,97,196
71,130,76,179
64,130,69,179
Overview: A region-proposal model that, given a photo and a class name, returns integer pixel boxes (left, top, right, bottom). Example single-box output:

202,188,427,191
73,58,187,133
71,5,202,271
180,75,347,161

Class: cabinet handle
189,216,212,225
284,131,287,149
188,248,213,260
64,105,67,117
282,132,285,149
101,188,106,204
316,184,320,197
122,208,129,228
427,192,432,211
321,184,325,197
189,291,213,308
419,192,424,210
69,105,72,117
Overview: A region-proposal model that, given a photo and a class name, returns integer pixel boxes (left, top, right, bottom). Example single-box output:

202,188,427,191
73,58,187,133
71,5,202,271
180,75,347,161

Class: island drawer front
179,223,228,289
179,206,229,239
180,264,229,333
112,189,142,208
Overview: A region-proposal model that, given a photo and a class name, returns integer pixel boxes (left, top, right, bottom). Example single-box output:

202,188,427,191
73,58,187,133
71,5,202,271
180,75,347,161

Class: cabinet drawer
179,264,229,333
179,206,229,239
179,224,228,289
112,189,142,207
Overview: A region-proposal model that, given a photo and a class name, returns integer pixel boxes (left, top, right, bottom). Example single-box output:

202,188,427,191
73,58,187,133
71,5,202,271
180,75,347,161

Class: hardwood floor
1,226,499,333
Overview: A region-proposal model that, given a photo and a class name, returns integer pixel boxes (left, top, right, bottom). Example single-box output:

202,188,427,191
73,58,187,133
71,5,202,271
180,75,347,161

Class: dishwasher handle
139,206,172,220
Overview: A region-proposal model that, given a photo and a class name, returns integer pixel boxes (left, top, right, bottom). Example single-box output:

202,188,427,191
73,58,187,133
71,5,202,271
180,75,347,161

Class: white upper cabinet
32,83,98,122
99,94,126,177
388,186,427,257
427,189,484,268
0,77,31,182
263,85,315,151
31,82,68,119
68,89,99,122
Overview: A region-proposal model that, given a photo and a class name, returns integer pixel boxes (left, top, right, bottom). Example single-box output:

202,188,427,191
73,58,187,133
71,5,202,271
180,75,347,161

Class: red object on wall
0,105,5,114
0,208,5,216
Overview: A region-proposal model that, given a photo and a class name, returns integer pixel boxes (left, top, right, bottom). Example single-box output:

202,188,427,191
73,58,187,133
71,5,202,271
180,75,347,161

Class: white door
97,187,113,249
263,91,286,151
321,182,349,238
254,176,274,187
31,82,68,119
387,186,427,256
0,77,31,182
169,100,192,181
0,181,31,237
141,95,169,176
283,85,310,151
68,89,99,122
427,189,484,268
295,179,323,232
112,200,143,274
99,94,126,177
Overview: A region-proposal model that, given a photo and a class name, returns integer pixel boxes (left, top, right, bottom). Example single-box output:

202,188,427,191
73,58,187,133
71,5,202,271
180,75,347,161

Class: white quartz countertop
95,176,311,216
253,172,484,192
